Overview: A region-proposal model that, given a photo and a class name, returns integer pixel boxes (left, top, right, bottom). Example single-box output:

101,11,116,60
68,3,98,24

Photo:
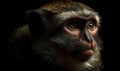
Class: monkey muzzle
71,39,97,62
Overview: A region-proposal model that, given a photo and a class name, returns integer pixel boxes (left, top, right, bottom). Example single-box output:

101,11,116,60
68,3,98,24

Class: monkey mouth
74,40,97,61
77,49,94,61
72,46,95,61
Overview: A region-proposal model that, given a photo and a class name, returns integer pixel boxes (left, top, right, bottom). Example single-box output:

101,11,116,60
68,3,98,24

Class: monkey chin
77,50,94,62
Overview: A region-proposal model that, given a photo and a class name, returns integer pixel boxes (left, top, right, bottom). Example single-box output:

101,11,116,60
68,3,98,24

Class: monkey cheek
78,50,94,61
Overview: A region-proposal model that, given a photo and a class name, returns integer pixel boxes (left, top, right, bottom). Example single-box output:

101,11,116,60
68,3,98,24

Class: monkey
7,0,103,71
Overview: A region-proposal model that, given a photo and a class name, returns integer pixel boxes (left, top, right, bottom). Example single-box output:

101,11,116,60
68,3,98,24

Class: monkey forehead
56,10,100,23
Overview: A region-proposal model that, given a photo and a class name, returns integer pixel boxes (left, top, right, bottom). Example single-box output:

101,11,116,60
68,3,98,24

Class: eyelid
66,23,79,31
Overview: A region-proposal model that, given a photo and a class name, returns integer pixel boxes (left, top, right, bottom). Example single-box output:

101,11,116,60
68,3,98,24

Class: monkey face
63,16,99,61
44,9,100,62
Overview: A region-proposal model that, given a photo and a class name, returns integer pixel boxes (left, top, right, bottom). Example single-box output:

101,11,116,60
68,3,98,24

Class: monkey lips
78,50,94,61
72,41,96,61
72,49,94,62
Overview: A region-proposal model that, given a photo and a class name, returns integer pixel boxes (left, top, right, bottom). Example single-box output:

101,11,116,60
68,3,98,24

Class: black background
1,0,120,70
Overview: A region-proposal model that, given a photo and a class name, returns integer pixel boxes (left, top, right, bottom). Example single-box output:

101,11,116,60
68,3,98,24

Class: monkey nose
83,31,91,43
80,37,96,50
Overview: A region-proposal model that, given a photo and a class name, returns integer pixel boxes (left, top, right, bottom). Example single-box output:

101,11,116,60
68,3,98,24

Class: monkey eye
87,21,97,31
66,23,79,30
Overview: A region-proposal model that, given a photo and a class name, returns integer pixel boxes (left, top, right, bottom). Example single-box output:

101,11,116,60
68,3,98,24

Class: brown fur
41,0,92,13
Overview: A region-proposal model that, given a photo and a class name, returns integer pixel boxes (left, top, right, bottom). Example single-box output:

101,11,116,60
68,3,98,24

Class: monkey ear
26,9,55,38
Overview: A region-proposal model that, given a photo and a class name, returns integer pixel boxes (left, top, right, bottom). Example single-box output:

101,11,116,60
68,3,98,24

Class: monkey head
16,0,103,71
